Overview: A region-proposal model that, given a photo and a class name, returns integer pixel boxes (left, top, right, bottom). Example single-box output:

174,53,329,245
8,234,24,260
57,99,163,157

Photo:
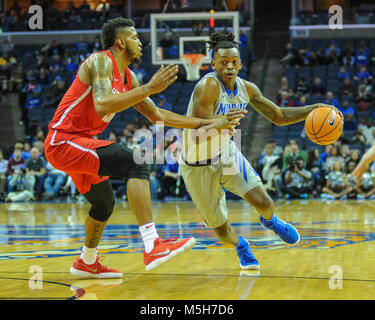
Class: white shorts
179,145,262,228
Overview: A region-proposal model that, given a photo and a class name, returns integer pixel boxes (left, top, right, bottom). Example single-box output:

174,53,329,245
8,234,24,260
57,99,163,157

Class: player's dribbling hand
145,64,179,95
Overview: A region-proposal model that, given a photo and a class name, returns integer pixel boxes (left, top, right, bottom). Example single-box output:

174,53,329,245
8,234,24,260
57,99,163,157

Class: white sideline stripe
52,86,92,130
66,140,99,159
49,130,65,146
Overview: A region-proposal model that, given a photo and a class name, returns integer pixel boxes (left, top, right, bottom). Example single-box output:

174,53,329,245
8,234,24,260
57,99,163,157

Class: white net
181,54,205,81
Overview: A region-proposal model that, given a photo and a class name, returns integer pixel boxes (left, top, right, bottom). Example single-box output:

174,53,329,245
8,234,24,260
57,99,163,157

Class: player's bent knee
89,198,115,222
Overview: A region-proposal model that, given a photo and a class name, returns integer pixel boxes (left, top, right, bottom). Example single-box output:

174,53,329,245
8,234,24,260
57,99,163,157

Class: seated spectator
342,51,355,67
25,91,43,110
283,159,312,199
8,142,29,161
21,76,42,96
43,161,67,200
357,84,373,111
23,142,31,159
355,169,375,199
280,42,299,66
353,66,372,82
294,77,310,97
339,100,355,117
76,35,89,53
49,54,64,77
25,147,46,200
324,145,344,171
0,50,16,66
311,77,326,96
132,62,148,85
5,168,35,202
277,91,294,107
362,77,373,93
41,77,66,109
325,41,340,64
8,63,26,92
349,131,366,148
157,94,172,111
295,95,308,107
306,148,324,197
320,144,332,164
6,147,26,192
35,52,49,69
159,149,185,199
337,66,350,82
62,176,77,200
36,67,51,87
355,47,369,67
257,143,282,197
0,150,8,198
41,39,65,57
358,118,375,146
344,113,358,131
277,77,293,100
345,149,361,167
321,161,353,200
90,35,102,53
358,40,371,57
283,142,306,171
338,78,356,98
323,91,340,109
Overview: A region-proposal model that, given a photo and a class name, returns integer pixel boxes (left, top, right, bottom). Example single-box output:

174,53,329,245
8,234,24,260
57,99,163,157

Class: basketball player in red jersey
44,18,244,278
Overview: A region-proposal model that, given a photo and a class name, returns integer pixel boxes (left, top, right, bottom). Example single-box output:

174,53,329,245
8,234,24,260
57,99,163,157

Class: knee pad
84,180,115,222
88,197,115,222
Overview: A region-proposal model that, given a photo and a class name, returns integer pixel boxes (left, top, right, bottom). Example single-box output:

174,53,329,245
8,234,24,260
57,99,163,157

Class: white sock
80,245,97,265
139,222,159,253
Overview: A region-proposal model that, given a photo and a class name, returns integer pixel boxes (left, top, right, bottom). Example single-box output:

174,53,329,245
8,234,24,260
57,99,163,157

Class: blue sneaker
236,236,260,270
260,215,300,245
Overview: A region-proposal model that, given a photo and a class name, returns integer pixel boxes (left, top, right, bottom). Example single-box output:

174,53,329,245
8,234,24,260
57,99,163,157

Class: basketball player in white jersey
179,32,340,269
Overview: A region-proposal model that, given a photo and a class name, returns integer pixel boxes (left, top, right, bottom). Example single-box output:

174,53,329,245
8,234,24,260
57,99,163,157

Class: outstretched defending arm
244,80,341,126
131,71,244,130
86,52,179,117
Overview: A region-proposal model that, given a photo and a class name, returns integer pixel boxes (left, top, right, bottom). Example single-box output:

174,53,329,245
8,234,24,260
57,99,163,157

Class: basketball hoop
181,53,205,81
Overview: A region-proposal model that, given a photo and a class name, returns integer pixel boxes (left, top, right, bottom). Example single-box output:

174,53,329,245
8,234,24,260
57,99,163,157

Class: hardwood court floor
1,199,375,300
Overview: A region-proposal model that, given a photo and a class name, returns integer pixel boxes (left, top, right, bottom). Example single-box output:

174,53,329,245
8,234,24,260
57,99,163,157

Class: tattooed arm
86,52,151,117
84,52,179,117
244,80,337,126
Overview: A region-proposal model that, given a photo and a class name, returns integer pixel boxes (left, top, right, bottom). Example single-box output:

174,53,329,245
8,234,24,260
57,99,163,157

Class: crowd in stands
255,138,375,200
0,0,250,32
262,36,375,200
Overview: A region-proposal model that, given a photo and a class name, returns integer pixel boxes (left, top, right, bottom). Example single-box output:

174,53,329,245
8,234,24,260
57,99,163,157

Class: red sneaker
144,236,196,271
70,256,122,279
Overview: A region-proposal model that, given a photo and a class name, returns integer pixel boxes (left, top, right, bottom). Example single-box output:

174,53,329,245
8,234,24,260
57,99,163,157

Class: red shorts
44,130,114,194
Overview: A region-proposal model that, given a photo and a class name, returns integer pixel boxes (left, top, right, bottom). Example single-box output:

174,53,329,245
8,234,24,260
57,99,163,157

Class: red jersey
48,50,132,145
44,50,133,194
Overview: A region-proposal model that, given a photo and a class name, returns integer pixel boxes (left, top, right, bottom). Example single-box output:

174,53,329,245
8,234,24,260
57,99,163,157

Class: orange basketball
305,106,344,145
